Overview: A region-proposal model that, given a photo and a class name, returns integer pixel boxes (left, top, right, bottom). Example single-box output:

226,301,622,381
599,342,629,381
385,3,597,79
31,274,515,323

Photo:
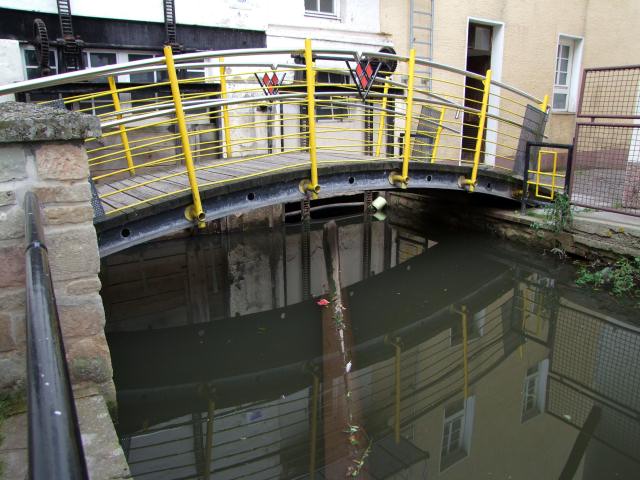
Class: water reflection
101,215,640,479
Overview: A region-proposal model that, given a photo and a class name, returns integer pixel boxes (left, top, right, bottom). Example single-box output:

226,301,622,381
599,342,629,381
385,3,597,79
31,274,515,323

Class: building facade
382,0,640,144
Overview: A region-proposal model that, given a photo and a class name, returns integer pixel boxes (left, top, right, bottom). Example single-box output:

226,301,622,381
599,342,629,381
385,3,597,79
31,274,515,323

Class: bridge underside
95,158,524,257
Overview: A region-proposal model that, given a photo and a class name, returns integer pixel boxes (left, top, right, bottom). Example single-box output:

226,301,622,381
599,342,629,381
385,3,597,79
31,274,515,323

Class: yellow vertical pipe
304,38,320,194
375,82,389,157
164,45,205,225
309,373,319,479
540,94,549,113
203,399,215,480
430,106,446,163
401,49,416,181
461,305,469,399
219,57,233,159
107,76,135,175
394,342,401,444
466,69,492,192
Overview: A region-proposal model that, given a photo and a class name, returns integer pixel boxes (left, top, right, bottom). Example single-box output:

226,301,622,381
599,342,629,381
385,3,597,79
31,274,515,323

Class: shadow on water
100,212,640,480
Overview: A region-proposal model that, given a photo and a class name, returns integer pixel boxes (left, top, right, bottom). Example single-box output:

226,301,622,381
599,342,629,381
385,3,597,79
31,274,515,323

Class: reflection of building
102,217,640,479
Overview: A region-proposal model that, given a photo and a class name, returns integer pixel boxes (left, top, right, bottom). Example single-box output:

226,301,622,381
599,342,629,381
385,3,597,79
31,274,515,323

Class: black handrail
24,191,89,480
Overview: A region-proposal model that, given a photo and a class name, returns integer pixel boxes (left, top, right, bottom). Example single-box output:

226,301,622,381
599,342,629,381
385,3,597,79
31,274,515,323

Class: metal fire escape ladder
409,0,434,87
56,0,83,72
163,0,183,53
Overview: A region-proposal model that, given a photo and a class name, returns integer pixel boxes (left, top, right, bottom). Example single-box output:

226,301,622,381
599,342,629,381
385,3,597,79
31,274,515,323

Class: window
521,359,549,422
305,0,337,16
552,36,583,112
440,397,475,471
315,71,349,120
23,47,58,79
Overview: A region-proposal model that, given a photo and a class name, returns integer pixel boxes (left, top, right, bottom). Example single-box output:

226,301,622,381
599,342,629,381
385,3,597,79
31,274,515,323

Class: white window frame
304,0,339,18
552,35,583,113
440,396,475,471
22,45,59,80
521,359,549,422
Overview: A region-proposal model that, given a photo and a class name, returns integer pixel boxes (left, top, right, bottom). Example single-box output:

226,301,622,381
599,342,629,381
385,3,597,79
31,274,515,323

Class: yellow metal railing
0,40,549,221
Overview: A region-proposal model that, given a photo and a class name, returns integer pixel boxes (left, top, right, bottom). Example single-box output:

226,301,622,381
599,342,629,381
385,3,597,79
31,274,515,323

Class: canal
100,207,640,479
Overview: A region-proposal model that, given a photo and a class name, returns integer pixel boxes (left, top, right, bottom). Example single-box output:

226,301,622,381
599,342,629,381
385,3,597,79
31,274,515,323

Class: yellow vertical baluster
375,82,389,157
107,76,135,175
465,69,492,192
219,57,233,159
302,38,320,194
164,45,205,226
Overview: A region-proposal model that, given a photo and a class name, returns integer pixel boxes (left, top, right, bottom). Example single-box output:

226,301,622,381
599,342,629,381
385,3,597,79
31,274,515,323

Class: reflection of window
23,47,58,79
451,309,485,345
305,0,337,16
441,397,475,471
552,36,583,112
521,359,549,422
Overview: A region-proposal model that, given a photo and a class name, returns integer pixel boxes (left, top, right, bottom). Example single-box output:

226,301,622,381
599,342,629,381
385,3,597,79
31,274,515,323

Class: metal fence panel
571,66,640,215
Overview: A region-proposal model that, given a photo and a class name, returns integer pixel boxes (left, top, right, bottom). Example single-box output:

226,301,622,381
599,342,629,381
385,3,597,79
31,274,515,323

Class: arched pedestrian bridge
0,41,556,256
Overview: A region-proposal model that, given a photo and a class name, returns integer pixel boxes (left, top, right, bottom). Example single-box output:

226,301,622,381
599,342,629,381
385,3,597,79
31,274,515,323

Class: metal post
107,76,135,175
302,38,320,195
203,399,215,480
521,142,531,214
540,94,549,113
164,45,205,226
219,57,233,159
375,82,389,157
461,305,469,399
391,49,416,187
465,69,492,192
309,373,319,479
394,340,401,443
431,106,445,163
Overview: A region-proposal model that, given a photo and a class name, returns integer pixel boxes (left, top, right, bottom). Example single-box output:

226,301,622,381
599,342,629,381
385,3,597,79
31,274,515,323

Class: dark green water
101,213,640,480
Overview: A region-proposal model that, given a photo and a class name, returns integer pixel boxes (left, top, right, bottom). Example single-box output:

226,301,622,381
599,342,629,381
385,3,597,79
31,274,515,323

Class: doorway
462,23,492,161
461,19,504,166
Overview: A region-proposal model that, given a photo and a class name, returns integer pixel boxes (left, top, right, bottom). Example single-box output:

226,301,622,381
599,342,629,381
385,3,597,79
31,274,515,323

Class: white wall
0,39,21,101
0,0,268,30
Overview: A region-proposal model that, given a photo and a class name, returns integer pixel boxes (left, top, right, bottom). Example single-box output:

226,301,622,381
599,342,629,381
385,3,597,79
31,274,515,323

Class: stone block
0,101,101,143
35,142,89,181
0,243,24,288
58,295,106,339
66,335,113,386
45,224,100,281
0,350,25,391
0,188,16,207
0,313,15,352
43,204,94,225
63,276,102,296
0,144,27,182
32,182,91,203
0,288,24,311
0,204,24,240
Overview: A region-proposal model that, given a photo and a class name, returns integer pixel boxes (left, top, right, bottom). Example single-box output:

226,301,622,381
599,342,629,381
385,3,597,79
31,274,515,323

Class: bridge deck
96,151,366,216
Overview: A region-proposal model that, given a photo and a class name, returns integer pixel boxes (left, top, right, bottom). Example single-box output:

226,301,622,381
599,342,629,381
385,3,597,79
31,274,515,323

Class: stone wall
0,102,115,402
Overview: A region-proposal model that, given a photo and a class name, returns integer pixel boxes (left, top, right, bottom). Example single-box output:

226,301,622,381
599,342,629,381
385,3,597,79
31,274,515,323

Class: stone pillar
0,102,115,403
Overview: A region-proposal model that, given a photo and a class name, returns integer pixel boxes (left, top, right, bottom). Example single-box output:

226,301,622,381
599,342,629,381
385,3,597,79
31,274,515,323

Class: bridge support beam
0,101,115,403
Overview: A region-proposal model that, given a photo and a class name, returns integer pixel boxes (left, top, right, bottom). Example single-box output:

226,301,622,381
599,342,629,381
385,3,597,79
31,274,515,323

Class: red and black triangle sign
255,71,287,98
346,56,381,101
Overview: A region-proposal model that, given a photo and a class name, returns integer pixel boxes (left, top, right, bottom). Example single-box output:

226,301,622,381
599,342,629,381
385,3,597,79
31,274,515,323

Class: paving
0,394,130,480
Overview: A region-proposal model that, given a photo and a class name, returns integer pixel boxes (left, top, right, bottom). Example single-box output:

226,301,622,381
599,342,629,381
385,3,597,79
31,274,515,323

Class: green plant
544,193,573,232
575,256,640,298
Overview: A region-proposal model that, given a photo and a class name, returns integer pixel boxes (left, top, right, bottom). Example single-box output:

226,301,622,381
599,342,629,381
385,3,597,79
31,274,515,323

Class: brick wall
0,102,114,402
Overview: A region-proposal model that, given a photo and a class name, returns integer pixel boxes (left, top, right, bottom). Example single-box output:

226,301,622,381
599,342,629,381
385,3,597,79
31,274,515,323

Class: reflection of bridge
0,41,553,255
105,225,640,479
